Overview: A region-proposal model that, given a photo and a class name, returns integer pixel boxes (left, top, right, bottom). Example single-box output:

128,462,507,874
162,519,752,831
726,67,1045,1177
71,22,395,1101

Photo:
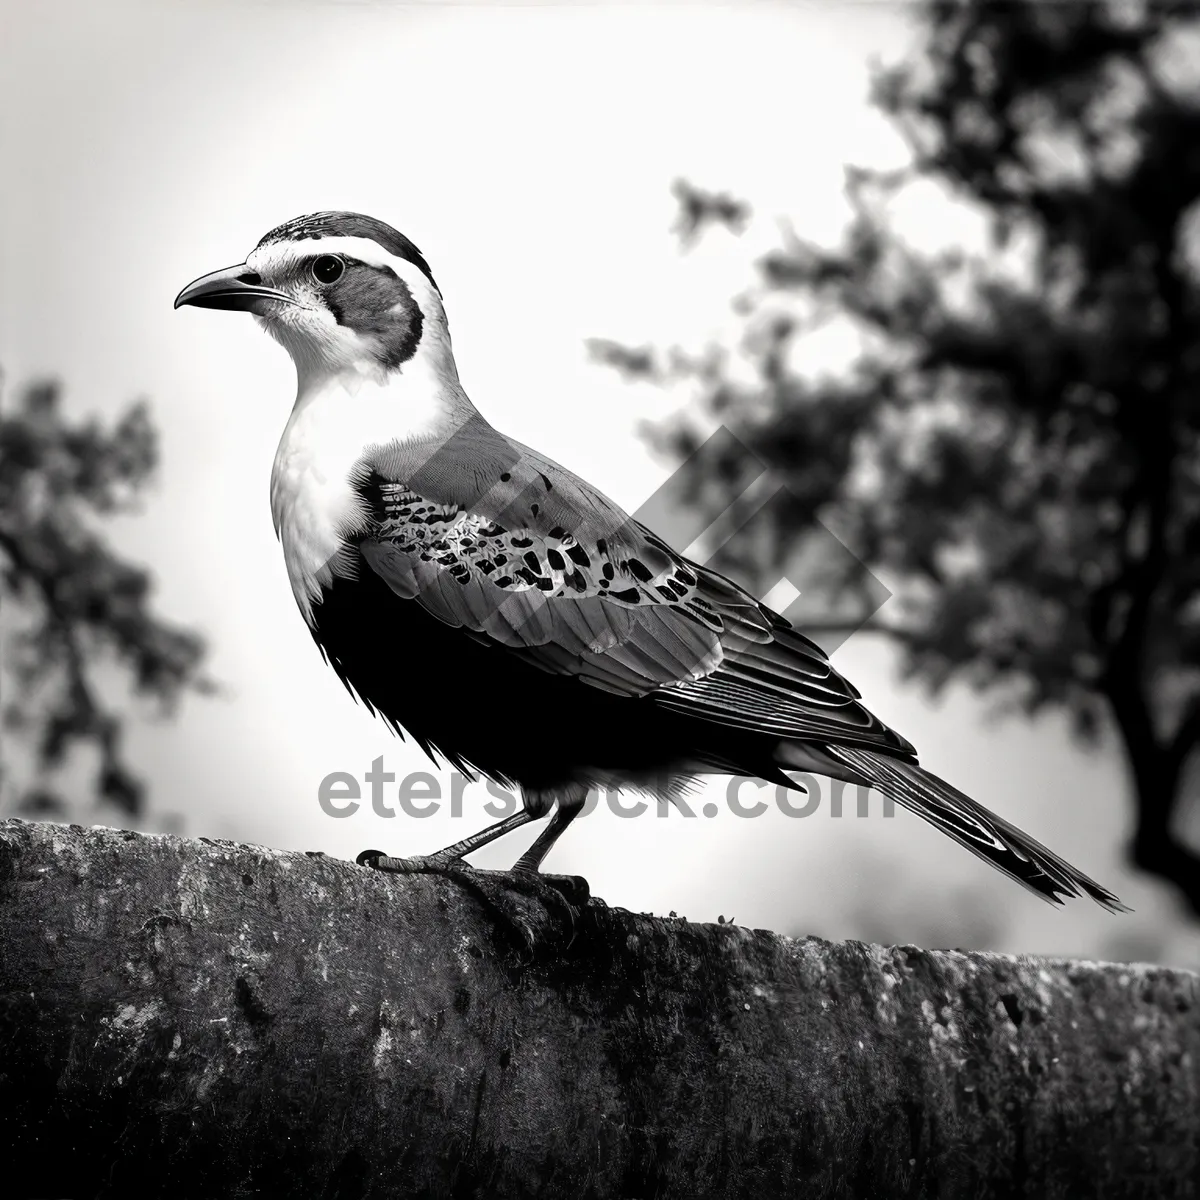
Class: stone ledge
0,818,1195,1198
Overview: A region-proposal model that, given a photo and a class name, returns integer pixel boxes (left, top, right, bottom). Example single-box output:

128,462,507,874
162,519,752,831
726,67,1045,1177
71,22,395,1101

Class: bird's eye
311,255,344,284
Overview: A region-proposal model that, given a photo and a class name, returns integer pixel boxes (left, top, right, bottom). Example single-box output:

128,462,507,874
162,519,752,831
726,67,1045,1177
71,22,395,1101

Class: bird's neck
270,344,480,622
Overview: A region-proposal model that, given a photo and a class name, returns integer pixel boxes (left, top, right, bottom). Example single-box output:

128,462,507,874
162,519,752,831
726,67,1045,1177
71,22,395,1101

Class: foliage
592,0,1200,912
0,378,210,819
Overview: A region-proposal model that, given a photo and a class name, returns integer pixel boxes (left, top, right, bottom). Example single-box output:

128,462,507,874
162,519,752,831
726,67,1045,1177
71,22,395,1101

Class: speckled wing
352,423,913,755
357,476,729,699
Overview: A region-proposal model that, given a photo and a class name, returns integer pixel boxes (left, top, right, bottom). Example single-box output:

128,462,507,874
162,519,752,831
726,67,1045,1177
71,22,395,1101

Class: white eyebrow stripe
249,235,444,319
256,235,402,270
253,235,434,285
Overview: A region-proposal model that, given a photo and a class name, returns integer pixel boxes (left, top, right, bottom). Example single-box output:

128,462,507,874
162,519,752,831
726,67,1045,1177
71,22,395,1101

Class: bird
175,211,1127,915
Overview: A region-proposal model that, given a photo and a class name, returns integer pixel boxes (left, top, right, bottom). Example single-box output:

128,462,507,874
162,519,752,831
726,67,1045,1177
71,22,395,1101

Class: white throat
269,331,474,624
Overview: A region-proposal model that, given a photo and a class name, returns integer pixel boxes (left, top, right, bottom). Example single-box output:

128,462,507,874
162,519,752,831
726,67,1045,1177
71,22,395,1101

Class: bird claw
356,850,588,955
355,848,465,873
460,867,586,956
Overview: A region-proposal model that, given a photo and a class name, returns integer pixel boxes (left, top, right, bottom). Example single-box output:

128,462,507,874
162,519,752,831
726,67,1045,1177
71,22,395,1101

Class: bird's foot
356,848,464,874
457,867,588,956
357,850,588,955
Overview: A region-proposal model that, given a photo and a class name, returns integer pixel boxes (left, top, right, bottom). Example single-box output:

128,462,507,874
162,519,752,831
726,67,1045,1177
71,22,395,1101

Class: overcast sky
3,0,1195,967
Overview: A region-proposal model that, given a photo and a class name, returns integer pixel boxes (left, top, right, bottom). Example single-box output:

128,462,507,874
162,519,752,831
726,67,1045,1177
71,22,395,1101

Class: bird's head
175,212,448,384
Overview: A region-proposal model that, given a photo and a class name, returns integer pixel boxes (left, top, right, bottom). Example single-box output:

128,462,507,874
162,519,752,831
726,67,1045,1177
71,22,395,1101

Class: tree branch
1,819,1196,1198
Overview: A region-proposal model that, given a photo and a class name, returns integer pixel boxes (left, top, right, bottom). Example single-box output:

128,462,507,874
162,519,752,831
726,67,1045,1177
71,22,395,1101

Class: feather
821,745,1130,913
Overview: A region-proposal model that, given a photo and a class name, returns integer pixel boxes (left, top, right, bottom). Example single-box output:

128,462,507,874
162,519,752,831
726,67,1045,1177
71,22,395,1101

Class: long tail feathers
825,745,1130,913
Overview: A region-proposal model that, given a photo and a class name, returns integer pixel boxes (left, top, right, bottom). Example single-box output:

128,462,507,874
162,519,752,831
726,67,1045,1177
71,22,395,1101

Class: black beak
174,263,296,312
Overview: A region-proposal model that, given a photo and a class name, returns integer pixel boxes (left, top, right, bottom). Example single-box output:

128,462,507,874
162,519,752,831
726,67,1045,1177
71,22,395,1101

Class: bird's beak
173,263,296,313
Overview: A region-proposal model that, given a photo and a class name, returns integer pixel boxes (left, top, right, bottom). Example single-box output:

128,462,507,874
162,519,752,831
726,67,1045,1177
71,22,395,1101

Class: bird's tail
820,744,1130,913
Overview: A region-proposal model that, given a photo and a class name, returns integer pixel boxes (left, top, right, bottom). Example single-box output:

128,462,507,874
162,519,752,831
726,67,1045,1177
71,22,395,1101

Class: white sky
2,0,1195,967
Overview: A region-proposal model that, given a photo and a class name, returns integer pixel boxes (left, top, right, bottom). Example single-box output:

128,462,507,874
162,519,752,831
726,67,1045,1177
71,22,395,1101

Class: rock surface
0,818,1196,1198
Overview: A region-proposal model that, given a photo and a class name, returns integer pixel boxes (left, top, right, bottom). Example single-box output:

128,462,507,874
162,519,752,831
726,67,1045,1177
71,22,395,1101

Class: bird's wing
353,425,912,756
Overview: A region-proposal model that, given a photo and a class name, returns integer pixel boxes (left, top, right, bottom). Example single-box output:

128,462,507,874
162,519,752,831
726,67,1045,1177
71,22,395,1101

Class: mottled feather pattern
372,481,717,624
360,481,726,693
348,429,914,755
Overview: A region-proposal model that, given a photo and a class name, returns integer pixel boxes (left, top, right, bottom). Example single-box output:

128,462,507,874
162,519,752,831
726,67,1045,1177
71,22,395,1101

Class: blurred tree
591,2,1200,913
0,377,210,822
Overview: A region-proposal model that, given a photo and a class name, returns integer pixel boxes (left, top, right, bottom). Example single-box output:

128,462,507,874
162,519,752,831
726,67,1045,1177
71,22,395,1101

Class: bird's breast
269,370,470,623
270,385,377,623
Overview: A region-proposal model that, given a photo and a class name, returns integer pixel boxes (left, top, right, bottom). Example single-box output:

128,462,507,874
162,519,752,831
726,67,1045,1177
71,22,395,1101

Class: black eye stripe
322,260,423,370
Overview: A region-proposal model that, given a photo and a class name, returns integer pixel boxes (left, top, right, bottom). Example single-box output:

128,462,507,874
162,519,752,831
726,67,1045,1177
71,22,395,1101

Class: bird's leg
359,787,591,955
356,809,537,874
452,789,590,954
511,804,583,875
